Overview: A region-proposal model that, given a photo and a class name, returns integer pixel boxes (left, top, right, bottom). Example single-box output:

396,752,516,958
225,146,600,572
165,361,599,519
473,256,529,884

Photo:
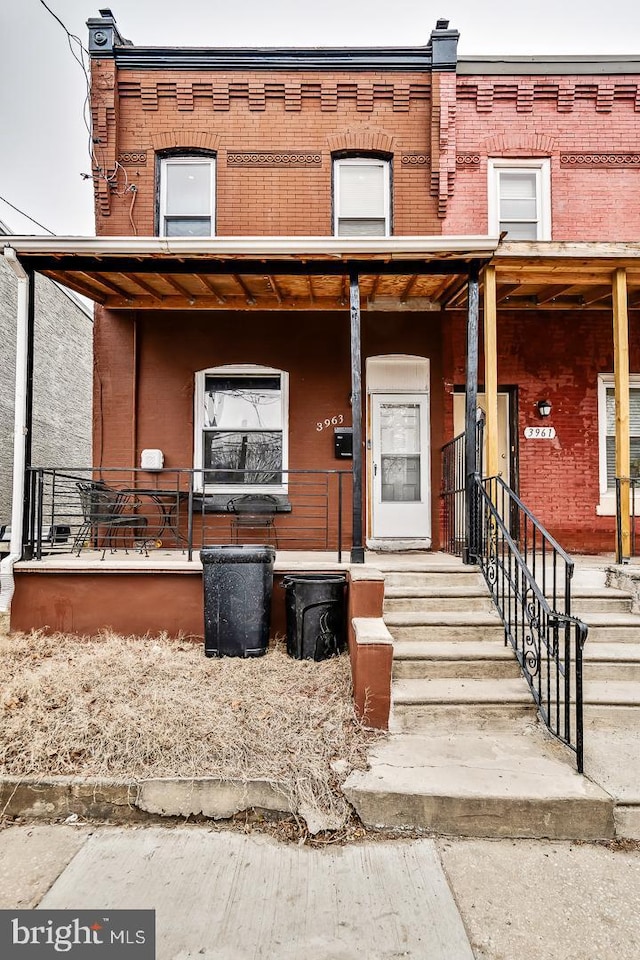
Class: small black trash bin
282,574,346,661
201,544,276,658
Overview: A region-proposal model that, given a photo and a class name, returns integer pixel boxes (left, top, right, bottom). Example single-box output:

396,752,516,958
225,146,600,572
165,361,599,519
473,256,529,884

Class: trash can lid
281,573,346,585
200,544,276,564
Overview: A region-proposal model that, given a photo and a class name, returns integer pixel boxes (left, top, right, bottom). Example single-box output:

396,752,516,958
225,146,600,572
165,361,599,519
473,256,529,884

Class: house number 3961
316,415,344,431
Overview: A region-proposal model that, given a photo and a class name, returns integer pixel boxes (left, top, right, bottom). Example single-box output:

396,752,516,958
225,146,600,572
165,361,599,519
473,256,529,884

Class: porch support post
464,267,480,564
612,267,631,562
483,264,499,479
349,268,365,563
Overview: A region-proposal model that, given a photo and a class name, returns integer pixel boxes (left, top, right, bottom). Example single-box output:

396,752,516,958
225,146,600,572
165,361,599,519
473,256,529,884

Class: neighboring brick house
4,12,640,641
0,221,92,538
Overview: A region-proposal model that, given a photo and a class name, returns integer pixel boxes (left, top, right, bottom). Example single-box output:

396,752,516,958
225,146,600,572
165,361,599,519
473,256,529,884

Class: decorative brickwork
149,131,221,152
560,153,640,166
457,78,640,113
227,152,322,166
430,72,457,217
401,154,430,166
117,79,430,112
456,155,481,166
118,151,147,164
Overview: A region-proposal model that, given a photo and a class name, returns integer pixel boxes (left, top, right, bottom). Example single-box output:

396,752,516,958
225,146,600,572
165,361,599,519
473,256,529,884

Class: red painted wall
443,307,640,552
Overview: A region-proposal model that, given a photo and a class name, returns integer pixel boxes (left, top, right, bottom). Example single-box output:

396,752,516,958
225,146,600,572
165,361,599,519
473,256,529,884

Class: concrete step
392,640,521,680
383,570,485,589
583,643,640,681
570,588,633,614
342,726,614,840
391,677,534,731
578,613,640,642
385,611,505,643
384,587,494,613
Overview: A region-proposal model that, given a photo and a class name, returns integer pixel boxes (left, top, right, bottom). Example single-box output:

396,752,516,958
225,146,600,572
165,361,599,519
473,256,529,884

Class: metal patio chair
227,494,279,547
74,481,149,559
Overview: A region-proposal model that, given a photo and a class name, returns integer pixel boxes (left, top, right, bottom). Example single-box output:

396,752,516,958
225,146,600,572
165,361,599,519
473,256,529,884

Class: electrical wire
0,194,55,235
36,0,134,201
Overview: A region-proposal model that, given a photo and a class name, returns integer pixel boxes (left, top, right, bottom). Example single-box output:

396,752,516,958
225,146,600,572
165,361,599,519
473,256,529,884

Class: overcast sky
1,0,639,237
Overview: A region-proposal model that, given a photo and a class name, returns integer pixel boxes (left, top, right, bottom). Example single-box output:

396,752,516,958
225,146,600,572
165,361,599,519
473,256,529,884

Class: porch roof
3,236,640,312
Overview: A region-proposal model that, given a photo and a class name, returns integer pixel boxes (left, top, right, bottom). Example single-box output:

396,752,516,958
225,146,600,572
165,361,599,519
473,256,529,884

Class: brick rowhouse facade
88,13,640,553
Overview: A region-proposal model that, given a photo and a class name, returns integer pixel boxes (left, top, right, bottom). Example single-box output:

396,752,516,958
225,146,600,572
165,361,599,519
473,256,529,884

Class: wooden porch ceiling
7,238,640,312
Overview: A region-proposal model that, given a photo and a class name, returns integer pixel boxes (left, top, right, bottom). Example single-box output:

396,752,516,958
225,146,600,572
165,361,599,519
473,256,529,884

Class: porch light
537,399,552,418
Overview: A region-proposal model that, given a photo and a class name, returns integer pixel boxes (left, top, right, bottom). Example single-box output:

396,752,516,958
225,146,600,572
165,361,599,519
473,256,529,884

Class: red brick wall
94,306,444,547
446,75,640,239
92,60,640,239
443,307,640,552
92,60,439,235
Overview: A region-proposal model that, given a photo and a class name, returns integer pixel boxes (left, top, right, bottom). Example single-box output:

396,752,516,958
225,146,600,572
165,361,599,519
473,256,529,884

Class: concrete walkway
1,823,639,960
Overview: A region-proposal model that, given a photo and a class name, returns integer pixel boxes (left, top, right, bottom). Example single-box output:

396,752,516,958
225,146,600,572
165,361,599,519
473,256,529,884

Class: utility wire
35,0,132,198
0,194,55,235
37,0,90,55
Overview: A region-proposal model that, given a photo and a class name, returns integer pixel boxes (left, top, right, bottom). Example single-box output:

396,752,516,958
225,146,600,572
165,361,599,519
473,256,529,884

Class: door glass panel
379,403,421,502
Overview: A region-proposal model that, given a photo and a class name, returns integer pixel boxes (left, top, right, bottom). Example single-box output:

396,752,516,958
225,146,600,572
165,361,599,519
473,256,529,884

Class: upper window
159,156,215,237
333,158,391,237
488,159,551,241
194,367,288,491
598,374,640,501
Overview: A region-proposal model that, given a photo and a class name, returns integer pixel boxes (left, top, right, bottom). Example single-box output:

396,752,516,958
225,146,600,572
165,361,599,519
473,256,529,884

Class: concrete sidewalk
1,823,639,960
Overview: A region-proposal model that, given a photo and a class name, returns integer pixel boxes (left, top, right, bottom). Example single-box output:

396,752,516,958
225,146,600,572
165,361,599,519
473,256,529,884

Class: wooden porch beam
78,271,132,300
232,274,257,305
400,274,419,303
613,267,631,560
164,275,196,301
193,274,227,304
534,284,576,305
483,265,499,479
350,269,364,563
45,271,107,304
122,273,164,302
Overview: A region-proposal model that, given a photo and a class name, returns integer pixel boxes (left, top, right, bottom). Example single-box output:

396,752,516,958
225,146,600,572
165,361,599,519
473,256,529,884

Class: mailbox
334,427,353,459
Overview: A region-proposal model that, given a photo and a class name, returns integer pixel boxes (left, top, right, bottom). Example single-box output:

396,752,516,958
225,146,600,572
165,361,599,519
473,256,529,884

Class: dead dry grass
0,631,381,829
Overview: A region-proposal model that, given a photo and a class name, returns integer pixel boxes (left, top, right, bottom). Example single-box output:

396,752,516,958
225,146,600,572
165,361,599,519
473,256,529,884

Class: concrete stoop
343,723,615,840
362,555,640,839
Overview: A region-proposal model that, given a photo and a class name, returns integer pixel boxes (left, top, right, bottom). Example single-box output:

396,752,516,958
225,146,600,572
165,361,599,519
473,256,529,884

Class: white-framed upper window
333,157,391,237
597,374,640,514
159,156,215,237
488,159,551,241
194,366,289,493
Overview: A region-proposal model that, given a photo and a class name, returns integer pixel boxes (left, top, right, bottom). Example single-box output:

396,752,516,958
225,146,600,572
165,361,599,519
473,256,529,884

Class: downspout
0,247,30,613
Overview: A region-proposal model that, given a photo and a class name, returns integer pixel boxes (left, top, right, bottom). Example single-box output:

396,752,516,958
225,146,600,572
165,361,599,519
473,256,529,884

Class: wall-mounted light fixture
537,399,552,418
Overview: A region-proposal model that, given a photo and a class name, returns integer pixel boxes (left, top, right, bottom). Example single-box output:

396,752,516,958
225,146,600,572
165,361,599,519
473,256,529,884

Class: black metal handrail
441,420,483,557
474,475,588,771
23,466,352,562
615,476,640,563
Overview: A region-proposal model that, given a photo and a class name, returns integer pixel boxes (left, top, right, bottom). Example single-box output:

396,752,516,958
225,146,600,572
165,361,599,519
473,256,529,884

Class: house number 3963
316,415,344,431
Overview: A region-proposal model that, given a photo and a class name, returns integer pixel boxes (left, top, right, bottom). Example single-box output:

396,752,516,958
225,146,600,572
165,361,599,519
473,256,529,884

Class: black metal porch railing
615,477,640,563
473,475,588,771
440,419,483,557
23,466,353,562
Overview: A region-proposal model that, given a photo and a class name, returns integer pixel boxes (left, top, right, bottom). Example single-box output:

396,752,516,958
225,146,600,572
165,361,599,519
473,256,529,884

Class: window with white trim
159,156,215,237
488,159,551,240
194,367,288,491
333,158,391,237
597,374,640,511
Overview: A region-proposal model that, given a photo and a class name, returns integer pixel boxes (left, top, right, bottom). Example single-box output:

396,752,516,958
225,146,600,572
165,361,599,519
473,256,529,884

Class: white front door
371,394,431,540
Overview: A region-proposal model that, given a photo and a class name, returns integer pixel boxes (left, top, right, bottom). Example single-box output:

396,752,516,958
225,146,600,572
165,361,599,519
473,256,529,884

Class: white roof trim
0,235,500,258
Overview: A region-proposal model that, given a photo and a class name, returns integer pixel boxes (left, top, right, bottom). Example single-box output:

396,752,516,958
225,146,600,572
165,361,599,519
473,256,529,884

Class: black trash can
282,574,346,661
201,544,276,658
